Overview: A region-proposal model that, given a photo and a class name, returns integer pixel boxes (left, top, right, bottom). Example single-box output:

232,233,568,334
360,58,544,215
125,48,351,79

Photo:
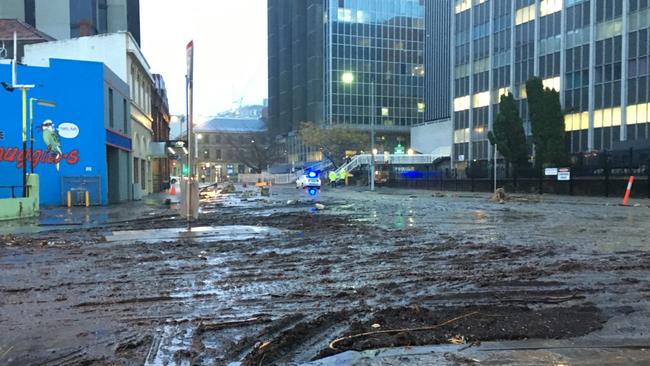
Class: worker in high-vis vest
328,170,337,188
338,169,347,186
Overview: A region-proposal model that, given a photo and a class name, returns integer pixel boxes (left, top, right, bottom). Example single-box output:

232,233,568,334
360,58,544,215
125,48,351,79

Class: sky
140,0,268,122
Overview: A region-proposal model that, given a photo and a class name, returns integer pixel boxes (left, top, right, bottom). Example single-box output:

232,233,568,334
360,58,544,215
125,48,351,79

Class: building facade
443,0,650,172
23,32,155,199
195,118,268,182
151,73,170,192
268,0,426,163
0,0,140,45
0,58,131,205
424,0,453,123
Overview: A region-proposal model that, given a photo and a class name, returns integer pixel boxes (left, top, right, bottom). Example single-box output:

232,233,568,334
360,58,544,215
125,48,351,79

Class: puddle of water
145,324,194,366
103,226,284,244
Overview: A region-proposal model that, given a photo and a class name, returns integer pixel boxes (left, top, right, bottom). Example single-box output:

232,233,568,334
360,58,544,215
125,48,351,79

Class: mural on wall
40,120,63,171
0,119,80,171
35,120,80,171
0,59,109,205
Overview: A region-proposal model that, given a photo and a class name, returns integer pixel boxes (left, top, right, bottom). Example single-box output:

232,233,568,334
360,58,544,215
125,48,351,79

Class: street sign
458,154,465,161
557,168,570,181
186,40,194,82
545,167,558,176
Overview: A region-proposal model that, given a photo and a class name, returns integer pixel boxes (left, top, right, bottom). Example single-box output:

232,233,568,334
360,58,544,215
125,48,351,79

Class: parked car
296,174,321,188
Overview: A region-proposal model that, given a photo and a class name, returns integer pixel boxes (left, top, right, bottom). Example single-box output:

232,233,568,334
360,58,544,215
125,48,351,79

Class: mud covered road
1,187,650,365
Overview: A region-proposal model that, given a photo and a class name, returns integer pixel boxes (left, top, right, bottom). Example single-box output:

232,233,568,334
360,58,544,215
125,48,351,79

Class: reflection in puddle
104,226,284,244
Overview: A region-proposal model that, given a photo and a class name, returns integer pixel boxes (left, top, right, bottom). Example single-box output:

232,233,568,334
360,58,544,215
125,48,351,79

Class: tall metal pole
29,98,34,174
370,80,375,192
186,74,191,230
494,144,497,193
21,88,27,197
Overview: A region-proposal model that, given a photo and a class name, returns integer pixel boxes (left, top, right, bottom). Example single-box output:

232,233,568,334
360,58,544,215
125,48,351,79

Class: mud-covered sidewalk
1,186,649,365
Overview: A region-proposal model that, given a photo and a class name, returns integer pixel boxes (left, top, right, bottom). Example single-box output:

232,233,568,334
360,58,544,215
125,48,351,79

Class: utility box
180,179,199,220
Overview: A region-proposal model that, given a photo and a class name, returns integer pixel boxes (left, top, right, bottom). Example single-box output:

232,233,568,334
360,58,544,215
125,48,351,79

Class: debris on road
492,187,506,203
1,186,648,365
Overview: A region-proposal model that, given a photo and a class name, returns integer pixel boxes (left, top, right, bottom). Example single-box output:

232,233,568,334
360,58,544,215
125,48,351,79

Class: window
140,160,146,190
108,88,114,128
203,149,210,159
133,158,139,184
215,149,222,160
123,99,128,132
70,0,107,37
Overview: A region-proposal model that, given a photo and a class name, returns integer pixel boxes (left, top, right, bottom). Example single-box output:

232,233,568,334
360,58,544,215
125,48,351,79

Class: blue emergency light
307,171,319,178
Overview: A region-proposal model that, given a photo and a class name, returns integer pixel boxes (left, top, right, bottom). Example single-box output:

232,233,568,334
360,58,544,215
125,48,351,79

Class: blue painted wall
0,59,108,205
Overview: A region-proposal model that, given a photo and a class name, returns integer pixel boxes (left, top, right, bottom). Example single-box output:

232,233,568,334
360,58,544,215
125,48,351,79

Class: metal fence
382,149,650,198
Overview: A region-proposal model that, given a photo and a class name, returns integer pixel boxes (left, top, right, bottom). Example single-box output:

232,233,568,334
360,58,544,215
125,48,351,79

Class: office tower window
70,0,107,38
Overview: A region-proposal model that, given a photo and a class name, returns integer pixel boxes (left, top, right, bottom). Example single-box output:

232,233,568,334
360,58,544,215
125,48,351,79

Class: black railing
0,185,31,198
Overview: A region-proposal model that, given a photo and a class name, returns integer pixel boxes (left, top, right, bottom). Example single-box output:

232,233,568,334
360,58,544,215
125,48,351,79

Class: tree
525,77,567,171
298,122,368,167
224,131,285,173
487,93,529,182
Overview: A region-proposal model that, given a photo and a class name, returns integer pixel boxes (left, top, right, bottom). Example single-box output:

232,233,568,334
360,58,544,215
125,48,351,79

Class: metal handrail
334,153,449,176
0,185,31,198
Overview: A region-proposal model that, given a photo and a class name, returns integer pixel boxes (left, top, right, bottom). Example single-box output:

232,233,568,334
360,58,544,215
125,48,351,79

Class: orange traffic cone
170,185,176,196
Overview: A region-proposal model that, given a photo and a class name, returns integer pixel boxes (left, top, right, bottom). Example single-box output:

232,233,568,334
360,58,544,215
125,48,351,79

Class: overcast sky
140,0,268,121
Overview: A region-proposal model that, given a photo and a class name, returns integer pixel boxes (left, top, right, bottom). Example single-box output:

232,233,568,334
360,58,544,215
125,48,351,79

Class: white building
24,32,155,199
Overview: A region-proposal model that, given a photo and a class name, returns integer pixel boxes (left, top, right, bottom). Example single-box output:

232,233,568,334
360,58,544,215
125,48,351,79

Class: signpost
557,168,571,181
183,40,199,228
545,167,558,176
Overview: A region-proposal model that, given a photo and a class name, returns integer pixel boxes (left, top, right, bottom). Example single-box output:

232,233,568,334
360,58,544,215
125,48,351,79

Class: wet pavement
1,185,649,365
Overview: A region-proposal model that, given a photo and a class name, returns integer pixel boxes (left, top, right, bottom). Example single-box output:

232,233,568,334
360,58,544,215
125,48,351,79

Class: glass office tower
447,0,650,171
268,0,425,161
325,0,425,133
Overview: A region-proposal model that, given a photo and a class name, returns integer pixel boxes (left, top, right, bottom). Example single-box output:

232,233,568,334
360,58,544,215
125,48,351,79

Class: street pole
370,80,375,192
494,143,497,193
186,74,191,230
29,98,33,174
9,32,35,197
21,88,27,197
29,98,34,174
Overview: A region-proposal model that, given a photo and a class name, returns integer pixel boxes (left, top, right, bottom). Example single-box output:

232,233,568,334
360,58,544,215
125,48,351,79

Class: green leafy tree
525,77,567,171
488,93,529,182
298,122,367,166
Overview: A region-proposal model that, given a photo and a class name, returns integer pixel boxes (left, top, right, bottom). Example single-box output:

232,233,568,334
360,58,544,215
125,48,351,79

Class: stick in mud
328,311,480,350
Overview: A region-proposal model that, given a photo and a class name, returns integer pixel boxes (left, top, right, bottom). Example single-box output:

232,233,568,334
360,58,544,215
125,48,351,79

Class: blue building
0,58,132,205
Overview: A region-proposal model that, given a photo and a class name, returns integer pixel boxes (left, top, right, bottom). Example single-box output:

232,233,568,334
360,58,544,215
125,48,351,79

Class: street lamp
29,98,56,173
341,71,376,191
3,33,36,197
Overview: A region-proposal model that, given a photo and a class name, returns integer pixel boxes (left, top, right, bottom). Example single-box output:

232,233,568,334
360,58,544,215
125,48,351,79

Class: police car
296,171,321,188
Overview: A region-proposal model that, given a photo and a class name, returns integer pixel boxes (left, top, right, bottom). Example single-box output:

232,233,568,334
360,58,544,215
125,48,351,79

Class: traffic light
182,164,189,176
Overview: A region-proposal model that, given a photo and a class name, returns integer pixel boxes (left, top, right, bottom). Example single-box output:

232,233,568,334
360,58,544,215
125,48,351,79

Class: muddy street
1,186,650,365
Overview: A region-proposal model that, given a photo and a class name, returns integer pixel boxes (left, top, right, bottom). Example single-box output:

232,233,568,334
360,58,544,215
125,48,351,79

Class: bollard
85,191,90,207
67,191,71,208
622,176,635,206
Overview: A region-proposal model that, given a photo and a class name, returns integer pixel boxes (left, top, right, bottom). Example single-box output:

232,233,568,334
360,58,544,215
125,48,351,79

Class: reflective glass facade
326,0,426,131
269,0,426,162
70,0,108,38
447,0,650,170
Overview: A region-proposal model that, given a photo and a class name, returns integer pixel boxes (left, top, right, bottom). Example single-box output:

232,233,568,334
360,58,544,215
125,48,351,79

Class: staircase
334,152,449,177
